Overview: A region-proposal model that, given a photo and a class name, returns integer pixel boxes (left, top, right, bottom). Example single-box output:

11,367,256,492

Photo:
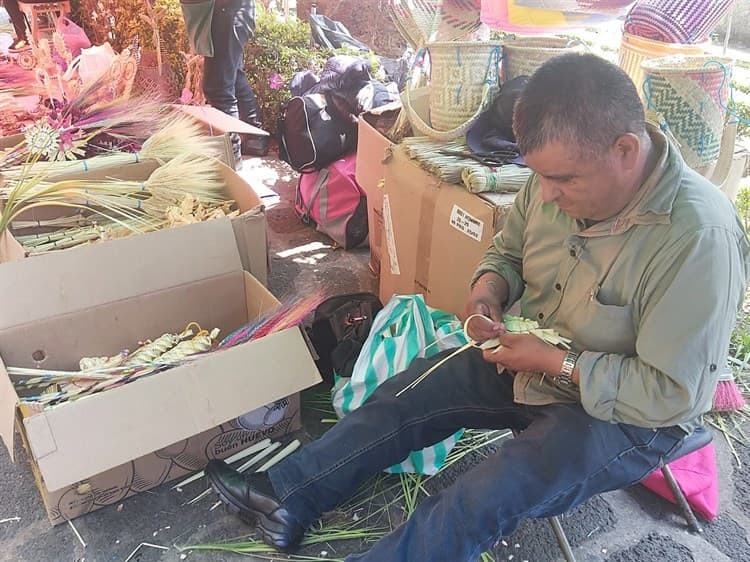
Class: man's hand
465,273,507,342
483,332,567,375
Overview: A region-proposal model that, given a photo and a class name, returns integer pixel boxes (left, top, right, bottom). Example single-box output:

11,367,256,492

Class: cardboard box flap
0,219,242,330
172,105,269,136
0,231,25,262
0,355,18,461
25,326,321,491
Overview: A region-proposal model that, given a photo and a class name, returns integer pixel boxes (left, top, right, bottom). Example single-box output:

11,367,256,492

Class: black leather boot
205,460,305,552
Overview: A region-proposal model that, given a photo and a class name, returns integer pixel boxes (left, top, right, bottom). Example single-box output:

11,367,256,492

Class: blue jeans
202,0,260,156
268,348,687,562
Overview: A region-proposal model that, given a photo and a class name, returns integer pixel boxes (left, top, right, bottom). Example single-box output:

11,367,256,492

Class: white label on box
382,194,400,275
449,205,484,242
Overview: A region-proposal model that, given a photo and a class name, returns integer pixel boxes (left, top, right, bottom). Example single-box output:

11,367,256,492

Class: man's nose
540,180,560,203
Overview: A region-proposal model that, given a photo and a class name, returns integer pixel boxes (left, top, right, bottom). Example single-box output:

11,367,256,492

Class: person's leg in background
202,0,258,165
236,71,268,156
3,0,29,50
236,68,261,128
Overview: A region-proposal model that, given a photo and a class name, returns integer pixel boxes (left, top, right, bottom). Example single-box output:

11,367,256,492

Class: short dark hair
513,53,646,156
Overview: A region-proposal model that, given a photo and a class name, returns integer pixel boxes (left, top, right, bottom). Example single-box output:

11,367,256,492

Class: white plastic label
449,205,484,242
382,194,400,275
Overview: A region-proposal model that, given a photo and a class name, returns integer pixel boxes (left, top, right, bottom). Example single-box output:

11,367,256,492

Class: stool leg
661,465,703,533
549,515,577,562
510,429,577,561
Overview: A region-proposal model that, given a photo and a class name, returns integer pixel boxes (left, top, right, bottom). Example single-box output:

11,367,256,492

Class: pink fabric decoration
480,0,616,33
640,442,719,521
56,16,92,58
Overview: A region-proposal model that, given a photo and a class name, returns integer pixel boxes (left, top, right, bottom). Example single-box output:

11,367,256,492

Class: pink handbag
641,442,719,520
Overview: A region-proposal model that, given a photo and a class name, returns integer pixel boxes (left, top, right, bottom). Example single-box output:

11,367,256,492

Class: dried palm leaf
398,313,572,395
0,154,226,236
0,114,211,182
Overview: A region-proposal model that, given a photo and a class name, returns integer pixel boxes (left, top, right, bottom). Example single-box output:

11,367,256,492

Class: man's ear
612,133,640,170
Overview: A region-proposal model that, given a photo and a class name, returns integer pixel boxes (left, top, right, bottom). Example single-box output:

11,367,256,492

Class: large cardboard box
172,104,270,165
356,109,398,276
380,146,517,316
0,160,270,285
0,219,322,524
173,104,269,138
0,133,24,152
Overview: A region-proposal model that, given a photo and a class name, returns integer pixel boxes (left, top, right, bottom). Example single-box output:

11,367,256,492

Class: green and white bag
332,294,468,474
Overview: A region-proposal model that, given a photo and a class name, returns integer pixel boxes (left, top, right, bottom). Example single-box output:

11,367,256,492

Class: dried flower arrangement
0,109,246,255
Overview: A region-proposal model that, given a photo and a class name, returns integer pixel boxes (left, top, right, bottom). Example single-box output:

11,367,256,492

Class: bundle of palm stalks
14,197,238,255
0,115,215,183
0,153,228,250
401,137,470,184
10,292,325,408
461,164,533,194
11,322,221,407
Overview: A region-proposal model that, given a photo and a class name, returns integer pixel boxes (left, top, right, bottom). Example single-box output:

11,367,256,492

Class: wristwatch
555,351,579,387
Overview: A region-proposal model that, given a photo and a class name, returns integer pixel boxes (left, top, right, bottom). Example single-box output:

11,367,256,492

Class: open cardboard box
172,104,269,141
0,159,270,285
381,146,517,317
172,104,271,162
0,218,321,524
0,133,24,152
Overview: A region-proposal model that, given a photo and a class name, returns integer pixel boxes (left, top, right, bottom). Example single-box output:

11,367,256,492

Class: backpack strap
298,168,330,223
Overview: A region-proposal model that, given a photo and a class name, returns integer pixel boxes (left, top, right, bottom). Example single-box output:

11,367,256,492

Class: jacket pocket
574,294,636,356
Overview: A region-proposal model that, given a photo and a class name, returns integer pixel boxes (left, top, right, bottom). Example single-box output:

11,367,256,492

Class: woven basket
403,41,502,140
133,50,179,99
624,0,735,44
502,36,583,81
386,0,481,48
642,55,733,171
618,32,710,94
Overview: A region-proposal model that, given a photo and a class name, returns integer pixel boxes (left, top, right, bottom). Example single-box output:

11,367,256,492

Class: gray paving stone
701,515,750,561
606,533,694,562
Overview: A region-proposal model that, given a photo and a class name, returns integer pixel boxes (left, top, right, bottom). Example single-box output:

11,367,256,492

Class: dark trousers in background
3,0,27,41
202,0,261,160
268,348,687,562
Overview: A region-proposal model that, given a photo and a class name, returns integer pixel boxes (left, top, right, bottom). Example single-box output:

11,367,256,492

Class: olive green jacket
473,128,750,430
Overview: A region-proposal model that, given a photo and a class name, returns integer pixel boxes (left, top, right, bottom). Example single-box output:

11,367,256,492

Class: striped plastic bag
332,294,468,474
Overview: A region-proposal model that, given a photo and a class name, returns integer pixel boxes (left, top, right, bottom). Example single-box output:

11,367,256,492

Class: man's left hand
482,332,567,375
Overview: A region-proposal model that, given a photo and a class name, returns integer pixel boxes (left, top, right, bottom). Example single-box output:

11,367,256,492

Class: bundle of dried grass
0,154,227,238
461,164,532,194
0,114,212,182
401,137,470,184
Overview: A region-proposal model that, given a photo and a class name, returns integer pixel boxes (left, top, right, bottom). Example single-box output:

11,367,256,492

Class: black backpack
307,293,383,385
278,93,357,172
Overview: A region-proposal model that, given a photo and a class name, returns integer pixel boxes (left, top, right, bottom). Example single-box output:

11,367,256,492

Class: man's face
523,140,627,221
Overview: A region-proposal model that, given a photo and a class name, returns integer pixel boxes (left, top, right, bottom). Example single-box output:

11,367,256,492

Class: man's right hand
464,273,507,343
